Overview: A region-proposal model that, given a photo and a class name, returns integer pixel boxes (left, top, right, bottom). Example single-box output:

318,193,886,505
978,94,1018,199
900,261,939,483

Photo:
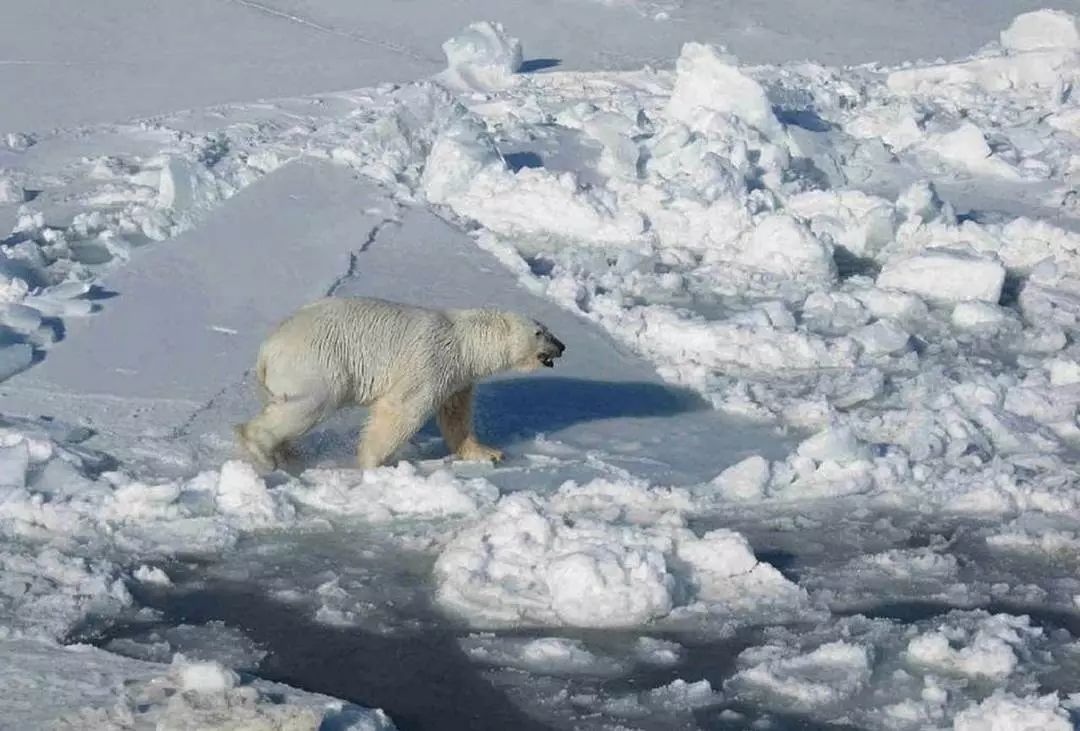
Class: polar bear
235,296,565,471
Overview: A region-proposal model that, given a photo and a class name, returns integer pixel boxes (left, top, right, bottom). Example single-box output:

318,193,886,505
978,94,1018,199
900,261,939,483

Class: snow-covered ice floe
0,639,395,730
4,7,1080,729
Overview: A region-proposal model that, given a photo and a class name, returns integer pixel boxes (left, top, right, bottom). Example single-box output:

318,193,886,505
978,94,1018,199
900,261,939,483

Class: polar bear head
451,308,566,375
505,315,566,372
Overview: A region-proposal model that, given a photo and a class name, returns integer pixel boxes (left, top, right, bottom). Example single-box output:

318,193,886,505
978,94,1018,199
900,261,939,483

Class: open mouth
538,353,557,368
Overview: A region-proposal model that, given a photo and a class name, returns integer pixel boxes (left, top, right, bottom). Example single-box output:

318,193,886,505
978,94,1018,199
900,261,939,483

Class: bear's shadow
472,376,708,440
297,376,708,465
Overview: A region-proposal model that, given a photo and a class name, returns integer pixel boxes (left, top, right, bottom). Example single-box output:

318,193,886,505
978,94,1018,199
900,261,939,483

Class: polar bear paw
234,423,277,473
457,440,504,464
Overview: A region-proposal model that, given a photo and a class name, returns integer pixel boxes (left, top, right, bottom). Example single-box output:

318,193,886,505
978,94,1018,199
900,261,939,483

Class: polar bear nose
549,335,566,355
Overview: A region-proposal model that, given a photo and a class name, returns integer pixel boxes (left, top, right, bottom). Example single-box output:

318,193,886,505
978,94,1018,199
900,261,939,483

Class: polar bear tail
252,349,273,405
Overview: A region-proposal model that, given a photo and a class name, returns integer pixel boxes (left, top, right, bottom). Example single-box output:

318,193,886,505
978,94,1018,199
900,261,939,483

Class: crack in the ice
171,381,237,441
326,216,400,297
224,0,437,64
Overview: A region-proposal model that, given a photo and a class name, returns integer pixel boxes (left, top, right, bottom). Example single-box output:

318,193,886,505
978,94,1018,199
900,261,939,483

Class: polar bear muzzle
537,330,566,368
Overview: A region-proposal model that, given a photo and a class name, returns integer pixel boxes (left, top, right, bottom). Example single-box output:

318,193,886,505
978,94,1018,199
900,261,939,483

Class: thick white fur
235,296,555,471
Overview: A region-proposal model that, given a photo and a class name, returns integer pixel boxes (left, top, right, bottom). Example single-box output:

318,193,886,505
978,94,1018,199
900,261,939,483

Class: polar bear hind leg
437,386,503,464
236,394,329,472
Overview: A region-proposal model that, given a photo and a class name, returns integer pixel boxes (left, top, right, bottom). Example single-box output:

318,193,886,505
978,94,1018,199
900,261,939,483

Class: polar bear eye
534,329,543,336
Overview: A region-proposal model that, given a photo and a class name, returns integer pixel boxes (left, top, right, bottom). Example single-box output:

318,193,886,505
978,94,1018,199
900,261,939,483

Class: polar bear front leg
437,386,503,464
357,392,434,469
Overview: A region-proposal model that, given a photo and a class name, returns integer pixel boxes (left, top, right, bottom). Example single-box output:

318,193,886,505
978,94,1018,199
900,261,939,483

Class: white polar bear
235,296,565,471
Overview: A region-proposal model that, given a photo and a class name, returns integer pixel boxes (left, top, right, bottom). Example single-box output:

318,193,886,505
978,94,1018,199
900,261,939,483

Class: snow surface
4,3,1080,730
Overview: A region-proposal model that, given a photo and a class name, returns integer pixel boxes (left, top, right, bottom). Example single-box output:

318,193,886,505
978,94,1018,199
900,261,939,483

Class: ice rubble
1000,9,1080,53
460,635,631,677
953,692,1074,731
666,42,784,140
877,248,1006,304
724,611,1076,729
434,486,811,628
439,21,523,91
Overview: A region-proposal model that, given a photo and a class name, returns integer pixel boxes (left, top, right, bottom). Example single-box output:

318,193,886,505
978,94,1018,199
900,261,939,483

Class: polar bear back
257,297,459,406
